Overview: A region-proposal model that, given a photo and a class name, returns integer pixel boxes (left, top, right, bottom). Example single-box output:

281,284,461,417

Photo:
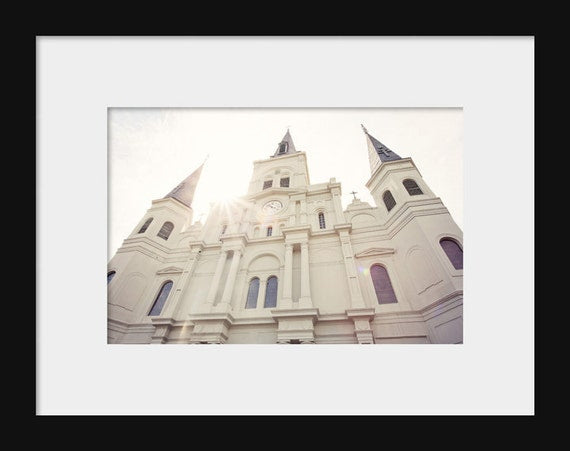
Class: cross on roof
350,191,358,200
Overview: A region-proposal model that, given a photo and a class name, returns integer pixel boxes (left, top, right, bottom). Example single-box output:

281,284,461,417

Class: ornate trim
156,266,184,275
354,247,396,258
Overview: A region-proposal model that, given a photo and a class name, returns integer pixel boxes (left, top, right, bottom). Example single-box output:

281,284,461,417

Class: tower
107,163,204,342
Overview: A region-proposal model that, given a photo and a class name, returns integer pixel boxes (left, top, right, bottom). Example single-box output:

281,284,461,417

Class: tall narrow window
383,190,396,212
440,238,463,270
263,180,273,190
148,281,173,316
280,177,290,187
221,224,227,236
157,222,174,240
107,271,116,284
245,278,260,309
370,265,398,304
264,276,278,308
403,179,423,196
318,212,326,229
138,218,153,233
278,142,288,154
266,226,273,237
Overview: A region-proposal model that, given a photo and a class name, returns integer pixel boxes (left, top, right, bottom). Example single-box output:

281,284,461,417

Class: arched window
318,212,326,229
264,276,278,308
107,271,116,284
157,221,174,240
138,218,153,233
245,278,259,309
403,179,423,196
266,226,273,237
383,190,396,212
440,238,463,270
148,281,173,316
370,265,398,304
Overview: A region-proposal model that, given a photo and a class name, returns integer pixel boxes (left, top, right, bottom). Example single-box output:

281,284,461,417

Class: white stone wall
108,151,462,344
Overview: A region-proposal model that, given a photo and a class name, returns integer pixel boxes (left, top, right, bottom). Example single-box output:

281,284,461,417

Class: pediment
156,266,184,275
354,247,396,258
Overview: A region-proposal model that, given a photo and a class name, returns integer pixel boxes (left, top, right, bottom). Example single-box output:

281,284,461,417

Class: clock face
262,200,283,215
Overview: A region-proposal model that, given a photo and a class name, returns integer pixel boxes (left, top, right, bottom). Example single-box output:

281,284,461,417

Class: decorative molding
355,247,396,258
156,266,184,275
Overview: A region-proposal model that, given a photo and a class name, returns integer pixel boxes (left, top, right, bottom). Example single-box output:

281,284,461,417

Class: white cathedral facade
107,126,463,344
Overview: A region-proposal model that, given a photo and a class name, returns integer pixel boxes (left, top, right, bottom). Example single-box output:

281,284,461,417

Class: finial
361,124,368,134
350,190,358,200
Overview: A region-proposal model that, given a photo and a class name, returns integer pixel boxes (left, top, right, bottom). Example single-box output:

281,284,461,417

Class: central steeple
361,124,402,173
272,129,298,157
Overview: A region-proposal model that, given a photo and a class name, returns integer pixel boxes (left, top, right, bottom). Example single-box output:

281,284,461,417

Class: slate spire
361,124,402,172
163,160,205,208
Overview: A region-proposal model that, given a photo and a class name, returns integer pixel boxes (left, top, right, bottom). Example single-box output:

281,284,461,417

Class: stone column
300,198,308,224
162,247,201,318
280,244,293,309
219,249,242,309
205,249,228,306
331,187,345,224
256,276,267,310
299,241,313,308
338,229,365,308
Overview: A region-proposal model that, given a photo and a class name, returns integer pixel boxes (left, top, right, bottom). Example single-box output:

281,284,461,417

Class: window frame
263,180,273,190
263,276,278,308
138,217,153,233
266,226,273,237
245,277,260,309
280,177,290,187
148,280,174,316
402,179,424,196
439,237,464,270
157,221,174,240
369,264,398,305
383,190,396,212
318,212,326,229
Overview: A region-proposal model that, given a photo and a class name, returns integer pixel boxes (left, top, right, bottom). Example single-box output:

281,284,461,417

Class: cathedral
107,126,463,344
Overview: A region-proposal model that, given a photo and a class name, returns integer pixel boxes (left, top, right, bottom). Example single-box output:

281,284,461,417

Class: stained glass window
157,222,174,240
370,265,398,304
383,191,396,212
245,278,259,309
440,239,463,270
148,281,173,316
138,218,153,233
403,179,423,196
264,276,278,308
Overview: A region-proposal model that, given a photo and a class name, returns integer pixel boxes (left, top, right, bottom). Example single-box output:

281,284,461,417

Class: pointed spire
272,129,298,157
164,160,205,208
361,124,402,172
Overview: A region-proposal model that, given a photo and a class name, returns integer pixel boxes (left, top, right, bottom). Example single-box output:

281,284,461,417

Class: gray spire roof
272,129,298,157
163,162,204,208
361,124,402,163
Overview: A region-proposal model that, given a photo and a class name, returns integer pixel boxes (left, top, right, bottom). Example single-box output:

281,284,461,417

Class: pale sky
108,108,463,258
